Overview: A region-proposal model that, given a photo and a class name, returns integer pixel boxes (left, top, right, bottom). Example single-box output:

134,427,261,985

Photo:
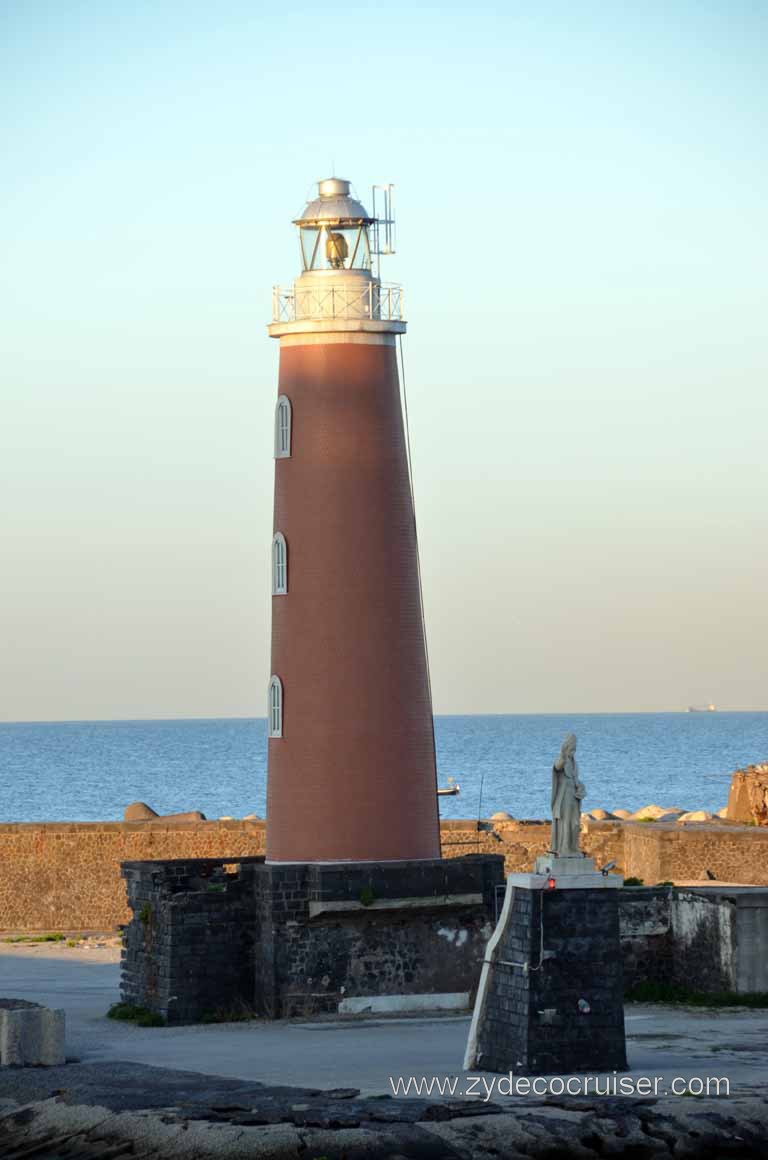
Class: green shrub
623,876,644,886
107,1002,137,1020
3,932,65,944
359,885,376,907
107,1002,165,1026
135,1010,166,1027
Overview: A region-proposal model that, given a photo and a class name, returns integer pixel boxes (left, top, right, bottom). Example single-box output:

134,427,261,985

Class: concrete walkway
1,943,766,1098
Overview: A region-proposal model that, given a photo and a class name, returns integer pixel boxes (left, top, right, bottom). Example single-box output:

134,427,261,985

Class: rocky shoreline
1,1065,767,1159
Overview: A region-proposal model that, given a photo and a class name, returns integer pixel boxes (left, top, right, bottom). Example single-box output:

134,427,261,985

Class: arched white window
272,532,288,595
274,396,292,458
268,676,283,738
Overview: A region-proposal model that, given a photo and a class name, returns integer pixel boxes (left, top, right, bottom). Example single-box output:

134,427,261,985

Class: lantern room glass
299,224,371,272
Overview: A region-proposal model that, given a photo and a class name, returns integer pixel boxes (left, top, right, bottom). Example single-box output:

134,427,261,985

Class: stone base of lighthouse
120,854,505,1023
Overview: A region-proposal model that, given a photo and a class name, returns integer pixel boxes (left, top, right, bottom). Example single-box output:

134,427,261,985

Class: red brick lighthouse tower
266,177,440,864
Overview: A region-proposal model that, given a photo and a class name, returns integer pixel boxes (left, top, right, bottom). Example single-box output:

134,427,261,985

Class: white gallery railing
272,282,404,323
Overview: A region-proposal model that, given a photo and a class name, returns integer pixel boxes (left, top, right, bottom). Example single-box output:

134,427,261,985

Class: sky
1,0,766,720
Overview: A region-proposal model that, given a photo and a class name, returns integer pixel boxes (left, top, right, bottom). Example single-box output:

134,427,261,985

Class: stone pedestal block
527,855,623,890
465,879,627,1075
0,1000,65,1066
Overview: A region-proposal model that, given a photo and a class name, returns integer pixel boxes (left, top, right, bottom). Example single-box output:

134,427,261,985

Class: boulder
612,809,632,819
243,813,262,820
587,808,615,821
490,810,513,820
676,810,714,823
123,803,206,823
124,802,158,821
631,804,669,820
727,763,768,825
654,809,685,822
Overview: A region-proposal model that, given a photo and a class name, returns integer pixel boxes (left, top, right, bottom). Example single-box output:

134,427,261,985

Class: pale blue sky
1,0,766,719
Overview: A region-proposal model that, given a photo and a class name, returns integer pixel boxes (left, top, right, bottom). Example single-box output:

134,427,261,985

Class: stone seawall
0,817,766,932
0,820,268,932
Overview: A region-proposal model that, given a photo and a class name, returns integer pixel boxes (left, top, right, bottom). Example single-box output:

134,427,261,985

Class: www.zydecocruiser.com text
389,1073,730,1100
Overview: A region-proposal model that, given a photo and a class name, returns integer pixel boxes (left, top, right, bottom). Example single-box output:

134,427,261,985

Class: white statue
550,733,586,857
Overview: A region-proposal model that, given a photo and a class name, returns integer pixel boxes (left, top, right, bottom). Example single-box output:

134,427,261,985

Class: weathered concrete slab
0,999,65,1066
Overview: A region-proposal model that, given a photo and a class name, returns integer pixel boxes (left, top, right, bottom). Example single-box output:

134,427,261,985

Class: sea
0,713,766,824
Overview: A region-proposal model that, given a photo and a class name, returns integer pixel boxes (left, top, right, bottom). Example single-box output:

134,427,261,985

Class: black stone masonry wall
121,854,505,1024
475,885,627,1075
121,858,262,1023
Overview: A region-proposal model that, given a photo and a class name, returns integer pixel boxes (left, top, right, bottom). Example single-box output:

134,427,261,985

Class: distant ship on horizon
688,703,717,713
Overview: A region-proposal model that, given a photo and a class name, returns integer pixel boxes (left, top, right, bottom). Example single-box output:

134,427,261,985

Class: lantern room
270,176,402,329
294,177,374,274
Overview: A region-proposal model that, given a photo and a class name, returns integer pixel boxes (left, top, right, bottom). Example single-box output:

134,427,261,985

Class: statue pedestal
527,853,623,889
535,853,595,875
464,872,627,1075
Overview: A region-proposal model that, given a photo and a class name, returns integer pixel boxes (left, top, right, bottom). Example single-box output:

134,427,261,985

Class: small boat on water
688,704,716,713
437,778,460,796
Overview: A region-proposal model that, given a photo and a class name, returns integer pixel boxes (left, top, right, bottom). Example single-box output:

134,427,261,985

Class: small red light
547,877,557,890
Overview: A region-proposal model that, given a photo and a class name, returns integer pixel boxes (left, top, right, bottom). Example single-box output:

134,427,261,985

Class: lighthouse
266,177,441,864
119,177,505,1023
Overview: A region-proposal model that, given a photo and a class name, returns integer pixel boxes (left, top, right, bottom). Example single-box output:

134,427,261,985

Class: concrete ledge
338,992,469,1015
308,892,484,918
268,319,406,339
508,872,623,890
0,1000,65,1066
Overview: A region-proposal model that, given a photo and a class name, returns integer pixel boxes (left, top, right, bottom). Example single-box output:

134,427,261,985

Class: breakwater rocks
581,758,768,829
582,804,729,825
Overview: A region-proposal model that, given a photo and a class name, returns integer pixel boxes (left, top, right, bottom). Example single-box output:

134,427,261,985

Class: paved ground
1,942,766,1101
